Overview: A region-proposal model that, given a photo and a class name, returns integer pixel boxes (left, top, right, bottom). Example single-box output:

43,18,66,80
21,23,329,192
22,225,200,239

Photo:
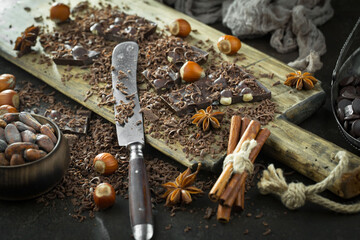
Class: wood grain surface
0,0,359,198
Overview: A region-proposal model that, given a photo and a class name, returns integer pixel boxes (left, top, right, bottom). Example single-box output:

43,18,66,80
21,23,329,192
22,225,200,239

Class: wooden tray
0,0,359,198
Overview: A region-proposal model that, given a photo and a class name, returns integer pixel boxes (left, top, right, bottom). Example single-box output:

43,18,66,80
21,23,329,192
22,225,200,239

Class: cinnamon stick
209,116,242,202
227,116,242,155
240,117,250,137
220,128,271,207
233,117,250,211
216,204,232,223
234,186,245,211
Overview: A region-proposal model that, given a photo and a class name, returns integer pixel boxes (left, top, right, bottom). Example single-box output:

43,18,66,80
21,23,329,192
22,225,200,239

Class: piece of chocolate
142,66,180,94
104,14,157,42
161,63,271,116
53,45,100,66
167,46,208,70
352,98,360,114
351,120,360,138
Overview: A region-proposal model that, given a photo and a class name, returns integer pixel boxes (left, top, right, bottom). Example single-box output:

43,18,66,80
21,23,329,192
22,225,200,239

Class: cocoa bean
5,123,21,144
2,113,18,123
14,121,36,133
5,142,39,160
40,125,57,144
19,112,41,131
10,153,25,166
21,130,37,143
0,119,6,128
24,148,47,162
0,128,5,141
0,139,7,152
36,134,54,153
0,153,9,166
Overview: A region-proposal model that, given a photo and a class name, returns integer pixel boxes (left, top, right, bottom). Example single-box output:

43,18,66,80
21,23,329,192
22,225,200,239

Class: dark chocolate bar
53,45,100,66
103,14,157,42
161,63,272,116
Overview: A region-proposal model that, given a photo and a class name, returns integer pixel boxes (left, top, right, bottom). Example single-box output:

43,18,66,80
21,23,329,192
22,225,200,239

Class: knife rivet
135,170,139,174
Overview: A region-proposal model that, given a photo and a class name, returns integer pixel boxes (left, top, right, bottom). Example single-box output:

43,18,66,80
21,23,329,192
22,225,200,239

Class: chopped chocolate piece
90,23,104,36
167,46,208,70
142,66,180,94
140,108,159,122
44,109,91,134
53,45,100,66
104,14,157,42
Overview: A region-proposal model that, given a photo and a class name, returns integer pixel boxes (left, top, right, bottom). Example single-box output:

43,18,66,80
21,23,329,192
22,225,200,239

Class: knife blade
111,41,153,240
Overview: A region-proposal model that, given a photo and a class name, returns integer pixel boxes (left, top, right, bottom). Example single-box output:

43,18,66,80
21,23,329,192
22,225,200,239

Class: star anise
162,163,203,206
284,71,318,90
14,25,40,57
191,106,224,131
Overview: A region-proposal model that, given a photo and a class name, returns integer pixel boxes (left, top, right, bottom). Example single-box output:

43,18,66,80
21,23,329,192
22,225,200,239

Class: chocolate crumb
243,229,249,235
165,224,172,230
272,81,281,86
184,226,191,232
255,212,263,219
203,207,214,219
263,228,272,236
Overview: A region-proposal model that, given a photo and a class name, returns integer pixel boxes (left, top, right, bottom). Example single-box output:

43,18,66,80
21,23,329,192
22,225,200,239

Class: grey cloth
222,0,333,72
161,0,223,24
159,0,334,72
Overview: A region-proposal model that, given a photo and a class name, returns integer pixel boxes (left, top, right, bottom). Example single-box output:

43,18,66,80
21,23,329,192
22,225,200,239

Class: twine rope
258,151,360,213
223,139,258,174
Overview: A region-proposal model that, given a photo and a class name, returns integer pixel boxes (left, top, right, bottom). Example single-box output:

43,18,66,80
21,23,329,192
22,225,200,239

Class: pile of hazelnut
0,74,19,115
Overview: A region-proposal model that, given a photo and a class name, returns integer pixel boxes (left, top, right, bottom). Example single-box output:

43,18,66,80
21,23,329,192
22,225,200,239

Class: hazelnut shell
217,35,241,55
169,18,191,38
93,153,119,175
93,183,116,209
180,61,205,83
50,3,70,23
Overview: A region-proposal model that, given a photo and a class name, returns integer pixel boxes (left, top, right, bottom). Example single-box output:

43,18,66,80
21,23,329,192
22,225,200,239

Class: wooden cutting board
0,0,359,198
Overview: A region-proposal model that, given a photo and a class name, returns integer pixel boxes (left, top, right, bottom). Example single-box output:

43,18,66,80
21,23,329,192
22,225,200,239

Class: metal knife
111,42,153,240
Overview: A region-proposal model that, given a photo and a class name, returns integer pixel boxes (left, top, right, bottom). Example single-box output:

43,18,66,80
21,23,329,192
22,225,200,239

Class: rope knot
223,139,257,174
281,182,306,210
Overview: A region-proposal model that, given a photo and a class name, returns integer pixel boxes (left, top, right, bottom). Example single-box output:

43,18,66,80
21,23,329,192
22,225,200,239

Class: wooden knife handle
128,143,153,240
263,117,360,199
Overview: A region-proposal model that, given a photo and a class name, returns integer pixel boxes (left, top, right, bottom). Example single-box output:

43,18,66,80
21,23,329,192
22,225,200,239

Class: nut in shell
180,61,205,83
169,18,191,38
93,182,116,209
217,35,242,55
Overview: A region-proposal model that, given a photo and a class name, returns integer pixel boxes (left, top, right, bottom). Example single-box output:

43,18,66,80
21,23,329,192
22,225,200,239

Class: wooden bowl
0,114,70,200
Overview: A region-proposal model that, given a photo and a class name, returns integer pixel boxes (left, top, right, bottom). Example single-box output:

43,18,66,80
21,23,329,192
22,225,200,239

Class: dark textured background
1,1,360,239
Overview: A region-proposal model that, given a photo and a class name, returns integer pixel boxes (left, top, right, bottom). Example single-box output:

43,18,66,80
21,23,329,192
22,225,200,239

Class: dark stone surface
1,1,360,240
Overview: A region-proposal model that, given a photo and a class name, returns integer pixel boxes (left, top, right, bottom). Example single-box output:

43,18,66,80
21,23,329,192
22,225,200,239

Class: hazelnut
169,18,191,38
217,35,241,55
93,153,118,175
93,183,116,209
50,3,70,23
0,74,16,92
0,89,19,109
0,105,18,115
180,61,205,83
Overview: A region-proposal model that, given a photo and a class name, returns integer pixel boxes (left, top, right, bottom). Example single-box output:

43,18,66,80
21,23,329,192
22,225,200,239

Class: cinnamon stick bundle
209,116,242,202
214,116,271,222
220,128,271,207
